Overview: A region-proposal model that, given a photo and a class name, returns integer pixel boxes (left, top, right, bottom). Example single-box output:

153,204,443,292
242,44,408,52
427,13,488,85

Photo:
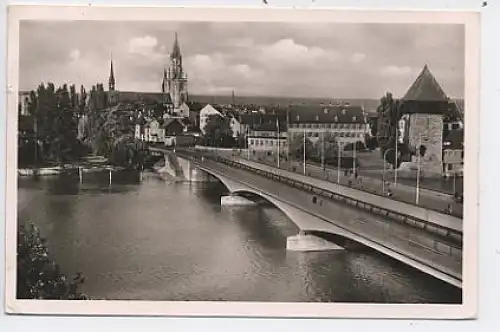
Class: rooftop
288,105,366,124
402,65,449,102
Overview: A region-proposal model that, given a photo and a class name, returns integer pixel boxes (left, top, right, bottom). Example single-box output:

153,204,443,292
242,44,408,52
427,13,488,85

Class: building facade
443,129,464,177
247,122,288,155
287,105,369,146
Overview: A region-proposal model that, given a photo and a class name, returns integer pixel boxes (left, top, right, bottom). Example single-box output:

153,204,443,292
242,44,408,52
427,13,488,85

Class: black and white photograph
5,6,479,318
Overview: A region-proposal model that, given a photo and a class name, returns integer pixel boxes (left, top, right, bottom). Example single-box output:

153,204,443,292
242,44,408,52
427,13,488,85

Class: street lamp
416,133,423,205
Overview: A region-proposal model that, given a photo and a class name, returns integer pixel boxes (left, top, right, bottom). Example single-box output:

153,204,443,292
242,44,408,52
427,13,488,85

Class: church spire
170,32,181,60
108,55,115,91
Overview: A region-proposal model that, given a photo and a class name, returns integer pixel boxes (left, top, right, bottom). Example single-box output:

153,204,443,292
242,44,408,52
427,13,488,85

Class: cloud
350,52,366,63
380,65,414,77
19,21,465,98
259,38,340,67
69,49,81,61
128,36,159,56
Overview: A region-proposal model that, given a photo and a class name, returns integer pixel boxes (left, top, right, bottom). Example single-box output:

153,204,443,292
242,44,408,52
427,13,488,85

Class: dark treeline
19,81,147,169
18,82,89,167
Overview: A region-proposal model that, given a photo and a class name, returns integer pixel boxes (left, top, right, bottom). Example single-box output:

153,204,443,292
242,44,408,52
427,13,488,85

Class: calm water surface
17,173,461,303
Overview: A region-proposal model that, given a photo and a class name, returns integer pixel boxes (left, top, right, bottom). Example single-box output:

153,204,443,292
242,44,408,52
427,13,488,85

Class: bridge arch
177,156,462,288
196,166,373,248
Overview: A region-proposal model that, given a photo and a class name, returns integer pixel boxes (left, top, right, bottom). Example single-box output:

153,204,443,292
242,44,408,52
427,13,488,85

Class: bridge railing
177,150,463,253
179,151,463,270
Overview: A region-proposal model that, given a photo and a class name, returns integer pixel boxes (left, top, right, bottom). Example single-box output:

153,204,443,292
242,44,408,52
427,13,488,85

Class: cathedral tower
162,33,188,111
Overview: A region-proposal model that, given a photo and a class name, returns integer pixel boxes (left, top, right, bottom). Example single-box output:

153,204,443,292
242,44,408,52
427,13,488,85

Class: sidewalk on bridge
246,153,462,219
232,154,463,220
200,157,462,284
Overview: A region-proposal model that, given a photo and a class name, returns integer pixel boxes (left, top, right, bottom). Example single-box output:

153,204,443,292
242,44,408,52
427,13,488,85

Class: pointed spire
108,54,115,91
403,64,448,102
170,32,182,60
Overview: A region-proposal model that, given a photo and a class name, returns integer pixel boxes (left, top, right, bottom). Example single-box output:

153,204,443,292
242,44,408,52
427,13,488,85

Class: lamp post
337,141,342,183
303,129,306,175
277,117,280,168
395,108,399,188
416,133,422,205
383,148,395,195
321,128,325,171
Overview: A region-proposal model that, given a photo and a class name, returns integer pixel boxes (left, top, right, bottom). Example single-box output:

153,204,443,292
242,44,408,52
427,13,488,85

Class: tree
202,114,234,147
24,82,82,164
289,132,314,160
376,92,405,168
310,131,338,163
17,223,88,300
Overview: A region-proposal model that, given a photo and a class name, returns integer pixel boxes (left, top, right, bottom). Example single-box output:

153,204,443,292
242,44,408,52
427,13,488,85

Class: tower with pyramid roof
399,64,449,176
162,33,189,115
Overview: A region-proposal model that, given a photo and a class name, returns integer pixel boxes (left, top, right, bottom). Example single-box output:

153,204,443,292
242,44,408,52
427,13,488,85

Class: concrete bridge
148,147,463,289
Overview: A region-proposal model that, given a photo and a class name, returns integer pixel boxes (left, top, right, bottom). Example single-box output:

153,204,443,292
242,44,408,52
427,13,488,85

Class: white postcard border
4,5,480,319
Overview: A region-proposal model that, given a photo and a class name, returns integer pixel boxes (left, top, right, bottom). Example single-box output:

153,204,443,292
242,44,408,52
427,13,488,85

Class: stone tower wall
407,113,443,176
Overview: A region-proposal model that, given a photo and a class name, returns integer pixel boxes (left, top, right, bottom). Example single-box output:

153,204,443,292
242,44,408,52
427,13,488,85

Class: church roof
402,65,449,102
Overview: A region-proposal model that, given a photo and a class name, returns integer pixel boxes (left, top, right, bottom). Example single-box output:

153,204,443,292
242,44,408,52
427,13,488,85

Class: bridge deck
179,154,462,285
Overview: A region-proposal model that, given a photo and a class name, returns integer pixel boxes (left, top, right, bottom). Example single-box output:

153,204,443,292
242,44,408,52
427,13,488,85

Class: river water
17,172,461,303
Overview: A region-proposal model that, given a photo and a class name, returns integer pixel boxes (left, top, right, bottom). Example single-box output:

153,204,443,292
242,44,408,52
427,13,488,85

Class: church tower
108,56,119,106
162,33,188,112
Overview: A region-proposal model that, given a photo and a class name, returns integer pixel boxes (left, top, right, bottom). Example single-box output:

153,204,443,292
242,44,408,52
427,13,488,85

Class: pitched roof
254,121,288,132
288,105,366,124
402,65,449,102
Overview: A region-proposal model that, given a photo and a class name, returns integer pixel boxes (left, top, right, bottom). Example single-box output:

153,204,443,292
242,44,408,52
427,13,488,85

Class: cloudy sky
19,21,464,99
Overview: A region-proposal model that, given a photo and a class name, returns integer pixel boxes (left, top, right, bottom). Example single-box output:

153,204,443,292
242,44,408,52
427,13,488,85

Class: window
342,109,346,115
352,116,357,121
315,115,319,121
324,108,328,114
334,115,339,122
296,115,300,121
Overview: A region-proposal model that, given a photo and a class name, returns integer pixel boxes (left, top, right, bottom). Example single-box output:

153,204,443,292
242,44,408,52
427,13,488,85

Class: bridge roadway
173,150,462,288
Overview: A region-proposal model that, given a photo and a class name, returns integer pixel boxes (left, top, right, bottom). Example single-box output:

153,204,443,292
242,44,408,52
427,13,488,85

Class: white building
287,105,370,146
247,122,288,155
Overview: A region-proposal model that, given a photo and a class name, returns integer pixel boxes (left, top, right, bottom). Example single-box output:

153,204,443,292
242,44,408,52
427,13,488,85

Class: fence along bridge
149,147,463,288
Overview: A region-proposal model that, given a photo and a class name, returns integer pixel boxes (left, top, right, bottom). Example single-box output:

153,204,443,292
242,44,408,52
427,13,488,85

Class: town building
399,64,450,177
443,129,464,177
135,117,190,144
247,120,288,156
287,104,369,146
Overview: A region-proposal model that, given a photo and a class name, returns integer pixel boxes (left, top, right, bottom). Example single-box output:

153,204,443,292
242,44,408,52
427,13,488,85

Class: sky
19,21,465,99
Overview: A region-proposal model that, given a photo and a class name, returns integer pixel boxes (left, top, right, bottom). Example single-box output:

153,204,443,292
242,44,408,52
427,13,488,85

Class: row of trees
19,82,90,166
83,101,146,169
200,114,237,148
288,132,367,165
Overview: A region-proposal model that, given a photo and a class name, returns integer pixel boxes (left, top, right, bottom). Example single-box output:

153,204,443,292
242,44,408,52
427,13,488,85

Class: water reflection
17,174,461,303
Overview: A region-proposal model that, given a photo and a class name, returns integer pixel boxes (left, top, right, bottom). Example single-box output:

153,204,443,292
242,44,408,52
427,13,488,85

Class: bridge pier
221,194,257,206
287,231,345,252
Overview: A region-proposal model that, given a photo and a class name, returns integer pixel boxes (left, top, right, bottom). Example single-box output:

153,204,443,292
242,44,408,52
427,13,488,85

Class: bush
17,223,88,300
